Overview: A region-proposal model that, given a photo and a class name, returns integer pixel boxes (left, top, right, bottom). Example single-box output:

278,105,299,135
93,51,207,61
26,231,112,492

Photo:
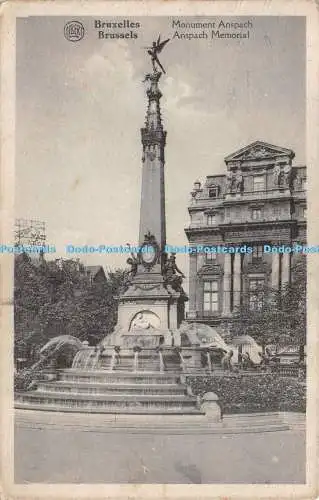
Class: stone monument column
187,253,198,319
233,253,241,308
271,253,280,288
281,253,290,285
105,40,188,346
139,72,166,253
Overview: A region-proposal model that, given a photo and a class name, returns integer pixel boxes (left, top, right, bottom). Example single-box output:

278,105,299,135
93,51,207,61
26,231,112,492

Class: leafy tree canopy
229,256,306,354
14,254,128,364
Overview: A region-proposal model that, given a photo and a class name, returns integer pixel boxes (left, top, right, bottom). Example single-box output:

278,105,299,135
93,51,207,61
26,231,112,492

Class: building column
187,253,198,319
197,252,205,270
233,253,241,309
281,252,290,285
222,253,231,315
271,253,280,289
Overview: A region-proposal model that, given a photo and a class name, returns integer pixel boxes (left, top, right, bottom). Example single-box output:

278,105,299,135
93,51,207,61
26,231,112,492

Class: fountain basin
72,346,204,373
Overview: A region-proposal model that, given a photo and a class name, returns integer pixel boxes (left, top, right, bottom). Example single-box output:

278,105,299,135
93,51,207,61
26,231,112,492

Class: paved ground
15,420,305,484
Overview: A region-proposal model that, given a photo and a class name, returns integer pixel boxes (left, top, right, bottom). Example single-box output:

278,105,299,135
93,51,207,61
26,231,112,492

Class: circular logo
64,21,85,42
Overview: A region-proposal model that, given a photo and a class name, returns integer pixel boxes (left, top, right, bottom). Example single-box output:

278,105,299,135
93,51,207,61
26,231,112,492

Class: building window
253,175,265,192
208,186,219,198
207,214,217,226
205,252,217,262
252,245,263,262
249,278,264,310
251,208,262,220
234,208,241,220
203,281,219,312
303,207,307,218
300,177,307,190
272,205,281,217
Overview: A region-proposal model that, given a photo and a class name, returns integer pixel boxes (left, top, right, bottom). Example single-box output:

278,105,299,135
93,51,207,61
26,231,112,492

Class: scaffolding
14,219,46,246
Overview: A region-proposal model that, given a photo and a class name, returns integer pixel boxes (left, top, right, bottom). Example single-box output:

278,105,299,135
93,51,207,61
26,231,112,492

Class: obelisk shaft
139,72,166,251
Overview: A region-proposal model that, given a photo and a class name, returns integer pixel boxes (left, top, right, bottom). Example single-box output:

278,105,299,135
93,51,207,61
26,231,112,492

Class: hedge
186,373,306,414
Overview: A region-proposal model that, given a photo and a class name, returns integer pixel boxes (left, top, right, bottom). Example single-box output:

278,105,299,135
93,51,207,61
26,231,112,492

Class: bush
14,369,42,391
186,373,306,414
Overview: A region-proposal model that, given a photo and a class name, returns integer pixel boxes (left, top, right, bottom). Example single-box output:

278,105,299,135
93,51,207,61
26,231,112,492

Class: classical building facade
185,141,307,329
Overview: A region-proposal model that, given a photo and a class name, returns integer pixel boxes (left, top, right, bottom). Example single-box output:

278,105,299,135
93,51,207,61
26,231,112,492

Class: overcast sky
16,15,305,283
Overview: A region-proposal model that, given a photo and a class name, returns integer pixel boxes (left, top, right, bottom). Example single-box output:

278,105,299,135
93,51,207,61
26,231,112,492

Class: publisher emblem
64,21,85,42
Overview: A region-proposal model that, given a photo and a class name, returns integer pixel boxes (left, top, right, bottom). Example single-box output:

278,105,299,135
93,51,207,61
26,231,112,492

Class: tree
14,253,51,362
280,257,306,360
229,284,285,352
229,256,307,361
14,254,128,366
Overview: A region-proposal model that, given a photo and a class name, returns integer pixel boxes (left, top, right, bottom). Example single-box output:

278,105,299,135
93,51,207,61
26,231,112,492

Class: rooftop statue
145,34,170,74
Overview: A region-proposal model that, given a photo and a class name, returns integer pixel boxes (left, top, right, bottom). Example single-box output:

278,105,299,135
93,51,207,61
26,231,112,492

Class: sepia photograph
1,1,318,499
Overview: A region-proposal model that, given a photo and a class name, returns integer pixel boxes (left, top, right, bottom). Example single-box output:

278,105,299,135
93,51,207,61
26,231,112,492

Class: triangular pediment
225,141,295,163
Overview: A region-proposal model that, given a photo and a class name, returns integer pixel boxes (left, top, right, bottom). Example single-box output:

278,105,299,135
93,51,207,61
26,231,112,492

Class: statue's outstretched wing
157,38,170,53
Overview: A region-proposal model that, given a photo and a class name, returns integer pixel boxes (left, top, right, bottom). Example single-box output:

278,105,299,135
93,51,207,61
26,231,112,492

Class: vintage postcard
0,0,318,499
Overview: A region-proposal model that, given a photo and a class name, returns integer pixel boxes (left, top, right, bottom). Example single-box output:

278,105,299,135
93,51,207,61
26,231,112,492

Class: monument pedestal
104,266,187,348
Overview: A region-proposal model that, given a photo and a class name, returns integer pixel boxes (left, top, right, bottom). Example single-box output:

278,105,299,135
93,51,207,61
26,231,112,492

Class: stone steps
58,370,181,385
15,369,201,414
16,391,196,403
222,414,287,428
15,401,203,415
279,412,306,430
36,381,187,396
15,366,200,414
15,409,292,433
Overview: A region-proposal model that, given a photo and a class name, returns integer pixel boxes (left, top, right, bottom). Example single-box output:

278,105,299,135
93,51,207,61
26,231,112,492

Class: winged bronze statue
145,35,170,74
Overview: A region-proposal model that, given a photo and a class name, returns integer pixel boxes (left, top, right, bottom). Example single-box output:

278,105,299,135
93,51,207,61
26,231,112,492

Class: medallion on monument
139,231,160,270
